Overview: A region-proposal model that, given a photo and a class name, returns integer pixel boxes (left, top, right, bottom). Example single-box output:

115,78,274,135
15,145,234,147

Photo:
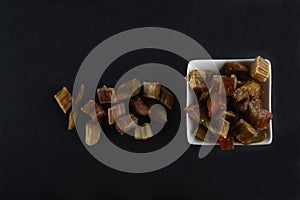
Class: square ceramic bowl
186,59,272,145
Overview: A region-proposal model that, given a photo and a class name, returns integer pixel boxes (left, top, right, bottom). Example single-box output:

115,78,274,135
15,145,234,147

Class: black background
0,0,299,199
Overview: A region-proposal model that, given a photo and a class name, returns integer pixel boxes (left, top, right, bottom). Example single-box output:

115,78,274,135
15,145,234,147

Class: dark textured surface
0,0,299,199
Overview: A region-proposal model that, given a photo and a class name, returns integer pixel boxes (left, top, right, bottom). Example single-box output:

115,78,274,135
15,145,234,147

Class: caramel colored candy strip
85,121,101,146
142,82,161,100
230,119,257,144
68,111,76,131
234,80,261,102
186,70,208,92
250,56,270,82
160,87,174,110
114,79,141,102
54,87,72,113
97,85,115,104
134,123,153,140
73,84,85,108
108,102,126,125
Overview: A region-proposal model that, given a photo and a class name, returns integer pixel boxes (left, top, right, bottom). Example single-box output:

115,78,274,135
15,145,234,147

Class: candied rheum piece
186,70,208,92
250,56,270,82
114,79,141,102
251,132,267,143
108,102,126,125
220,62,250,80
230,119,257,144
130,96,149,116
68,84,84,131
149,104,167,123
159,87,174,110
97,85,115,104
234,80,261,102
199,91,209,102
206,75,227,117
193,125,207,141
73,84,85,109
247,99,272,130
81,100,106,121
212,117,230,138
206,92,227,117
218,135,234,150
252,109,272,130
142,82,161,100
68,111,76,131
222,75,237,96
230,96,250,113
115,114,138,135
85,121,101,146
134,123,153,140
193,125,217,142
54,86,72,113
184,104,200,122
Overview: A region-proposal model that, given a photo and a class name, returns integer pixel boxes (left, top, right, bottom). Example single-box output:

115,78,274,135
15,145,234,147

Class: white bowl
186,59,272,146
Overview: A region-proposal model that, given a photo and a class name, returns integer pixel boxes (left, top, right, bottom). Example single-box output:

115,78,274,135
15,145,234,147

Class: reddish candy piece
218,135,234,150
81,100,106,121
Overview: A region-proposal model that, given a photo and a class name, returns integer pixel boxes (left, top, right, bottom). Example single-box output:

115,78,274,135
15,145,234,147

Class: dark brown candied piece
130,97,149,116
142,82,161,100
97,85,115,104
159,87,174,110
220,62,250,80
218,135,234,150
234,80,261,102
250,132,267,143
115,114,138,135
114,79,141,102
230,97,250,112
230,119,257,144
250,56,270,82
222,75,237,96
81,100,106,121
199,91,209,103
108,102,126,125
134,123,153,140
247,99,272,130
186,70,208,92
54,87,73,113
